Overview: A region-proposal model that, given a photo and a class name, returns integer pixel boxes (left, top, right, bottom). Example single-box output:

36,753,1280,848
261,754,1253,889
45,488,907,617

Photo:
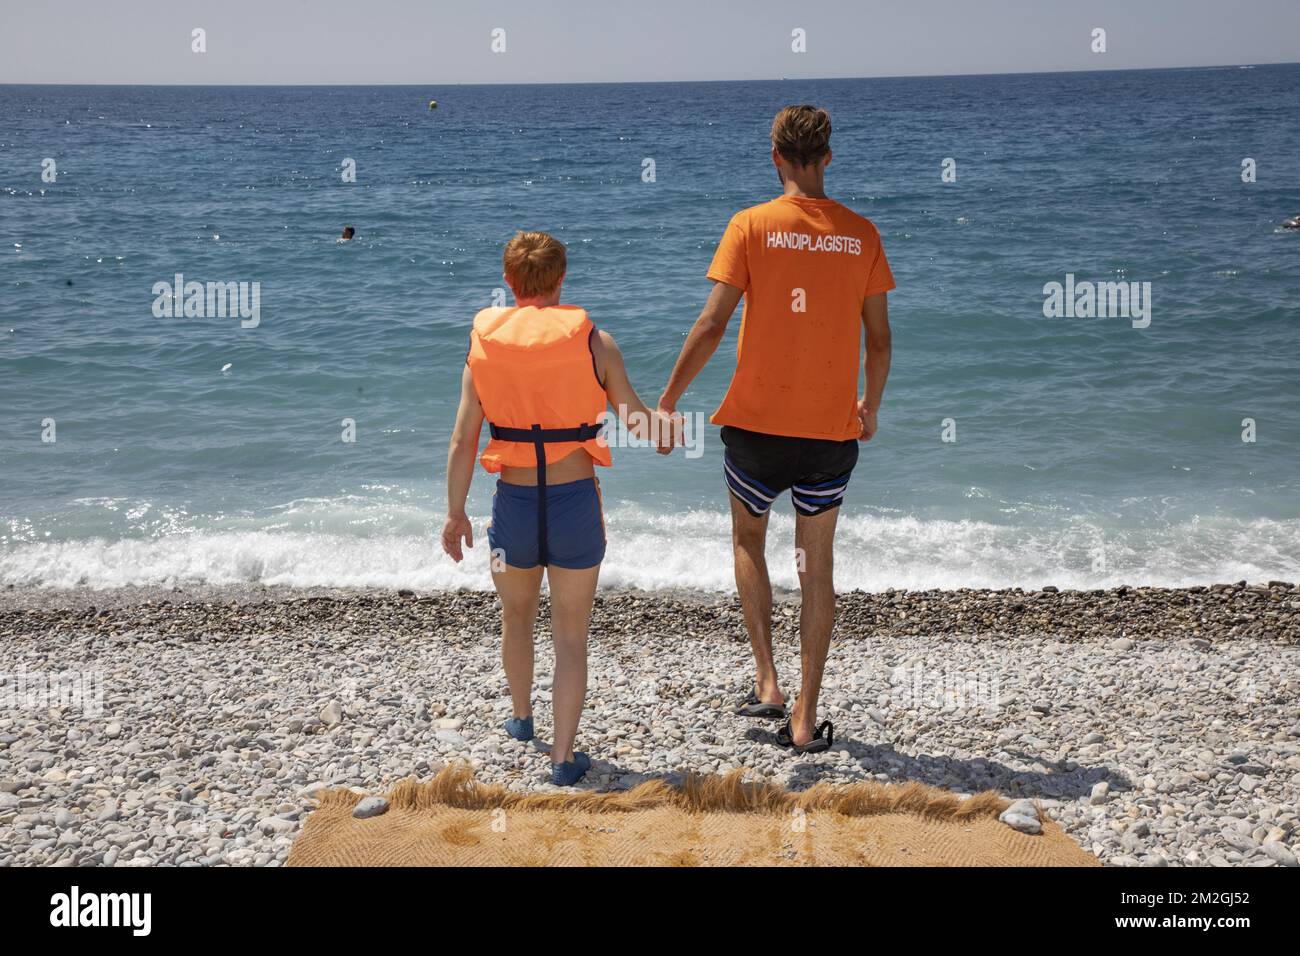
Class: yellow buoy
428,100,438,110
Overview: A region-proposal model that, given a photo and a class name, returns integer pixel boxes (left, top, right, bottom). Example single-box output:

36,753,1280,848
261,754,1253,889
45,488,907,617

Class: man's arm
858,291,891,441
442,365,484,561
657,281,744,413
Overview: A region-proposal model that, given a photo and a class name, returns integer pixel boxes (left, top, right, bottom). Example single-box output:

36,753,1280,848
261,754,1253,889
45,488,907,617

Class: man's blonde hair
770,105,832,167
503,231,567,299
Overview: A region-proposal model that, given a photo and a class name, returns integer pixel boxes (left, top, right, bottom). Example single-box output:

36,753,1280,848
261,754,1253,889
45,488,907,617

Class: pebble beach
2,581,1298,867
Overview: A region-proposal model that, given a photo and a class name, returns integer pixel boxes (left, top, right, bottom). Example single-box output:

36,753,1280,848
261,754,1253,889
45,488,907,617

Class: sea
2,65,1298,592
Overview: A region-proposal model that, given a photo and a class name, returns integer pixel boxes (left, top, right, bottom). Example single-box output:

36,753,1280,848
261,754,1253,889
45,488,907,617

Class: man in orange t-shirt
659,105,894,753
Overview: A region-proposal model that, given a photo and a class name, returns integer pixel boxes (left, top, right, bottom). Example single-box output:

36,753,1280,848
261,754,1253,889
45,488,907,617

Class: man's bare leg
729,495,783,707
791,507,839,745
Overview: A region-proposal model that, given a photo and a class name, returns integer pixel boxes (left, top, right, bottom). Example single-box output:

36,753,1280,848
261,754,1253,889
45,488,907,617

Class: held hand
652,407,683,455
441,513,473,562
858,402,879,442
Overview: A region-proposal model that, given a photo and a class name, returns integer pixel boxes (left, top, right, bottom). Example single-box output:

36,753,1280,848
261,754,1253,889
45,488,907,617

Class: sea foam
3,507,1296,592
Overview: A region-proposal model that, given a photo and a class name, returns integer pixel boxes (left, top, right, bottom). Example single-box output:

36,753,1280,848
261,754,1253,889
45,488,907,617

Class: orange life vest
467,305,611,474
467,305,610,567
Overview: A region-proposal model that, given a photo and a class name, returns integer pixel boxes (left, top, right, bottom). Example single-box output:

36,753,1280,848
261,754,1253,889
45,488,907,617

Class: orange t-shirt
707,195,894,441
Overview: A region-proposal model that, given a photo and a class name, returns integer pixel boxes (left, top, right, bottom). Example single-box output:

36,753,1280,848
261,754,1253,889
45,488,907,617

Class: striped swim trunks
720,425,859,518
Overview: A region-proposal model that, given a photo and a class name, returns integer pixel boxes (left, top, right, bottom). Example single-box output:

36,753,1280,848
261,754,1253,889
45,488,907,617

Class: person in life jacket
658,106,895,755
442,230,678,786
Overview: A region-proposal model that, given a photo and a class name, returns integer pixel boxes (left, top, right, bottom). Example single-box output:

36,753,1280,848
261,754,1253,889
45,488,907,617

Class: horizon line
4,59,1297,89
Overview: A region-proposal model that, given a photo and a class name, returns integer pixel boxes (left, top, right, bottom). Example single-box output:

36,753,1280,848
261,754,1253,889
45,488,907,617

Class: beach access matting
285,764,1100,867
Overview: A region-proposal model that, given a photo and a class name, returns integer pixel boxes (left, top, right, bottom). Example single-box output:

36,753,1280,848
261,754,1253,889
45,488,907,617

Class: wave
2,506,1297,592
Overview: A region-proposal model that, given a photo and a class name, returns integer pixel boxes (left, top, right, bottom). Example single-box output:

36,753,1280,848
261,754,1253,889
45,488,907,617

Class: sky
3,0,1299,85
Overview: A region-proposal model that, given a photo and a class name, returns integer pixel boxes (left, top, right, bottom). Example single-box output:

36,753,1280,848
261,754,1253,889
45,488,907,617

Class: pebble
352,796,390,819
319,701,343,727
1263,842,1298,867
257,816,297,835
999,799,1042,834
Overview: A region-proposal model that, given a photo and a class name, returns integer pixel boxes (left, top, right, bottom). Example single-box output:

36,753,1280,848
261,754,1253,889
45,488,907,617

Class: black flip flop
776,719,834,754
734,687,786,719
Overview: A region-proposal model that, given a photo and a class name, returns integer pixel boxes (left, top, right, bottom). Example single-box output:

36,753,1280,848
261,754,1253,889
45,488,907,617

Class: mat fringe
317,763,1011,820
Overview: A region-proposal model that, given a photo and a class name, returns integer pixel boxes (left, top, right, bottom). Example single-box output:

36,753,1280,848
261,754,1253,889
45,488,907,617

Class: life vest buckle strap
488,423,602,443
531,426,549,567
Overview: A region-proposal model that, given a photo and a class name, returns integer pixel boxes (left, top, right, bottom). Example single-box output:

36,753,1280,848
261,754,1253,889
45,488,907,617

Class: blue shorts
487,477,606,570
